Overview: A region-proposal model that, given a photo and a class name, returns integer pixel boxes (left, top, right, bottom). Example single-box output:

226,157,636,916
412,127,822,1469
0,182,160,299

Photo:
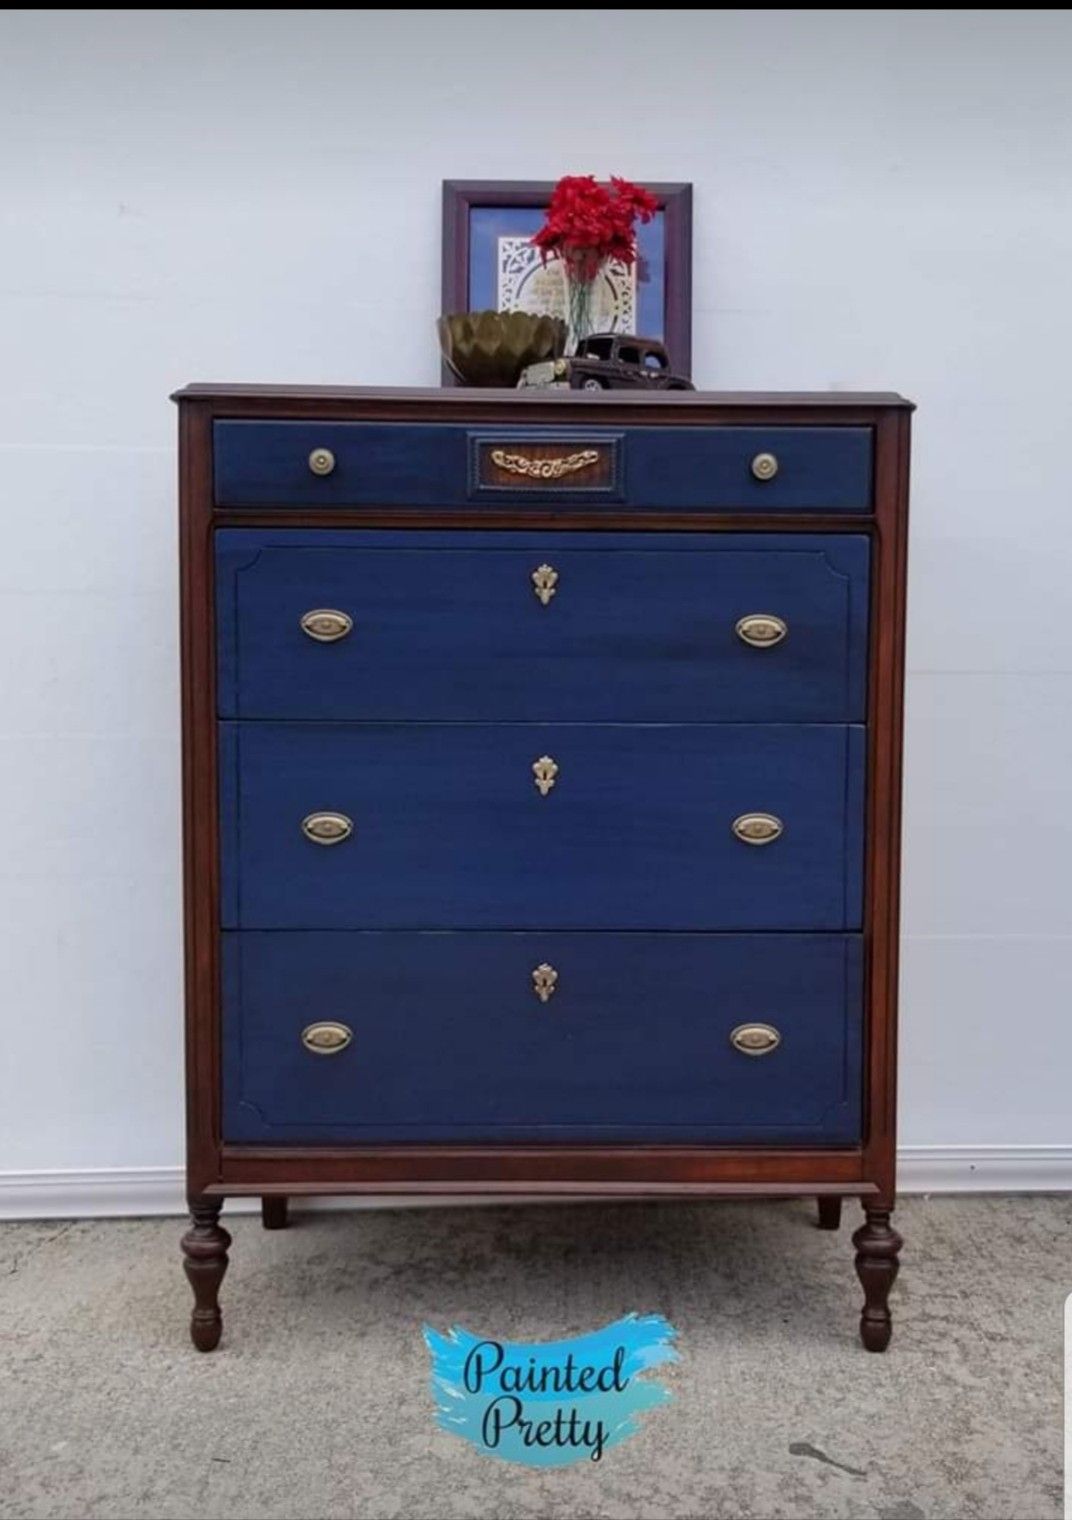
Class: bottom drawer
222,933,862,1144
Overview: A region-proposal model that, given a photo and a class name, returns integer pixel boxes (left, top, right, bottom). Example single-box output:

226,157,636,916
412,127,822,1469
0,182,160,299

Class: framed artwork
441,180,693,382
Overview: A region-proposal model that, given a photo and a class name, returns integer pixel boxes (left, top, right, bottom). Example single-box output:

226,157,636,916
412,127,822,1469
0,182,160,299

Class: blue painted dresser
175,385,912,1352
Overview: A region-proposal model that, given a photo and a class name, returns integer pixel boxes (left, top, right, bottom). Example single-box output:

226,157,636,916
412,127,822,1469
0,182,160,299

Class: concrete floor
0,1195,1066,1520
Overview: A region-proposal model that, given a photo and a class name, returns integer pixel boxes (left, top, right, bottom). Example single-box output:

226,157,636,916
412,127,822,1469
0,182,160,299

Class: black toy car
518,332,694,391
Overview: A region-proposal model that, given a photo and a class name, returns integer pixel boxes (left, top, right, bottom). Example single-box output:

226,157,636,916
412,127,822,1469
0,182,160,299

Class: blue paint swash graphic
424,1313,678,1467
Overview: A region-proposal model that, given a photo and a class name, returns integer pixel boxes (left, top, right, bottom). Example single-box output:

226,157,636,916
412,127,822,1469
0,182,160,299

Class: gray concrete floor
0,1195,1066,1520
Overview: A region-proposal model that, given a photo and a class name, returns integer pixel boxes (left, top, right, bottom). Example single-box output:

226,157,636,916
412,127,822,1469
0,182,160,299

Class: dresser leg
181,1199,231,1352
852,1203,902,1352
261,1195,289,1230
817,1195,842,1230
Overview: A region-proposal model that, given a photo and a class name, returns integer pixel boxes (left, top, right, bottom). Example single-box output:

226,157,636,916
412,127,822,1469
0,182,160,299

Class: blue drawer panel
213,421,873,512
216,531,870,723
222,931,863,1144
219,723,865,931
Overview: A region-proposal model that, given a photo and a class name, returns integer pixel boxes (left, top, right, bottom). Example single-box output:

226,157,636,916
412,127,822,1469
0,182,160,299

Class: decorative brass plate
735,613,787,648
729,1022,781,1056
532,756,559,796
750,451,779,481
300,608,353,643
532,964,558,1003
532,564,559,606
301,811,354,845
301,1021,353,1055
731,812,784,846
490,448,598,480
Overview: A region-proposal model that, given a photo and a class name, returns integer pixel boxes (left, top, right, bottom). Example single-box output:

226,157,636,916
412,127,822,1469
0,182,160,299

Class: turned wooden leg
852,1203,902,1352
181,1199,231,1352
261,1195,289,1231
817,1195,842,1231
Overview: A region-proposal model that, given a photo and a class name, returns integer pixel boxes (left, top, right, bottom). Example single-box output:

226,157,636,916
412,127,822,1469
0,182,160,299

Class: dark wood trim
174,382,911,411
439,180,694,381
179,400,222,1200
213,510,874,534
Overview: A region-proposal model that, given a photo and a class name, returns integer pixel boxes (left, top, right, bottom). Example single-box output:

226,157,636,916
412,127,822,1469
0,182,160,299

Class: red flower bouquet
531,175,658,347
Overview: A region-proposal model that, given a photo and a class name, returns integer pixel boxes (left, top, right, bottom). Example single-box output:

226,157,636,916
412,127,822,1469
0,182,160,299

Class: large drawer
216,530,870,722
219,722,865,931
222,931,863,1144
213,421,873,511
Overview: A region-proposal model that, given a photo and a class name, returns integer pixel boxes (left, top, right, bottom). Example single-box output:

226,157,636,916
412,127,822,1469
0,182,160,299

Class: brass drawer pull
308,447,336,477
736,613,787,648
301,1021,353,1055
532,963,558,1003
751,451,779,481
732,812,783,846
730,1022,781,1056
533,756,559,796
532,564,559,606
300,608,353,643
301,811,353,845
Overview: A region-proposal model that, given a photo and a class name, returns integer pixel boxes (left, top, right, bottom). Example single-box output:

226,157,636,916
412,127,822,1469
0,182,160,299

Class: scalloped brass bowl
437,310,568,387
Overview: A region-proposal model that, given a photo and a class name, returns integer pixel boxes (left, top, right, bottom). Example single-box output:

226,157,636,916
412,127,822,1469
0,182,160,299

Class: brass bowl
437,310,567,387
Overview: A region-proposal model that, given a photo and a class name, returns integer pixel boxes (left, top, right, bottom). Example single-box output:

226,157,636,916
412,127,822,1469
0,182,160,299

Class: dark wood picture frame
441,180,693,383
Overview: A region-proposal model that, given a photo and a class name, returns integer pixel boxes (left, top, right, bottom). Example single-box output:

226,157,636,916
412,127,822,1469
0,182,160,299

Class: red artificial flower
531,174,658,281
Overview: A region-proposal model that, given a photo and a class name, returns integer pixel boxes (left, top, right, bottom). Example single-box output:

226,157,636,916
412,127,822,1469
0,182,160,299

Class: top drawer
213,421,873,512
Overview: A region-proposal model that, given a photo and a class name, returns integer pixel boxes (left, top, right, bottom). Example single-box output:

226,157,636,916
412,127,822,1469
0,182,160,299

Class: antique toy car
518,333,694,391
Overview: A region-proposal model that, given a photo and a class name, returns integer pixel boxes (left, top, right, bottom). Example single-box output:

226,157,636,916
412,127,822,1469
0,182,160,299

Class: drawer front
219,723,865,930
222,931,863,1144
216,531,870,723
213,421,873,512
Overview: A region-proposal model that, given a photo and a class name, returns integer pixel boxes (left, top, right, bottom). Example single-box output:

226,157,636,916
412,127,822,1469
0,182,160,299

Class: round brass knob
751,451,779,482
730,1023,781,1056
308,447,336,477
301,1021,353,1055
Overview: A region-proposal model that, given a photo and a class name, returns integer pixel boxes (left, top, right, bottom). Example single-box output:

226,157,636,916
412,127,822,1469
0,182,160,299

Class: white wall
2,9,1070,1194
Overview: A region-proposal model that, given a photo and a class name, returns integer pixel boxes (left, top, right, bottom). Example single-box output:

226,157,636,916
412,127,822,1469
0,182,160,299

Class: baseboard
1,1147,1070,1221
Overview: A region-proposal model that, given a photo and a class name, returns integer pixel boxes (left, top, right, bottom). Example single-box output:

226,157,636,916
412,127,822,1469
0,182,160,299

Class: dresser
174,384,912,1353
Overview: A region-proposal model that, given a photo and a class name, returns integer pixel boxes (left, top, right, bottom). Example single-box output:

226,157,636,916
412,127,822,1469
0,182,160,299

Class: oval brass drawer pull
532,963,558,1003
301,1021,353,1055
308,447,336,477
736,613,787,648
730,1022,781,1056
533,755,559,796
301,811,354,846
751,451,779,481
732,812,783,846
300,608,353,643
532,564,559,606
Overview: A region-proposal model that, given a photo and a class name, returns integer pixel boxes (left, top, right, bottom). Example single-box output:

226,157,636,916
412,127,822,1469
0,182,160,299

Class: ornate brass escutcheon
490,448,598,480
300,608,353,643
532,756,559,796
729,1022,781,1056
532,564,559,606
731,812,783,846
301,1021,353,1055
532,964,558,1004
301,811,354,845
735,613,787,648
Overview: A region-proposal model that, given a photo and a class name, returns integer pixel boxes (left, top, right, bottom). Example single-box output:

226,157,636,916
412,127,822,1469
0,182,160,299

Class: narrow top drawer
213,421,873,512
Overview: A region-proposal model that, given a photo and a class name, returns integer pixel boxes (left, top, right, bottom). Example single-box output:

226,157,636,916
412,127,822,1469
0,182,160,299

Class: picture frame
441,180,693,384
